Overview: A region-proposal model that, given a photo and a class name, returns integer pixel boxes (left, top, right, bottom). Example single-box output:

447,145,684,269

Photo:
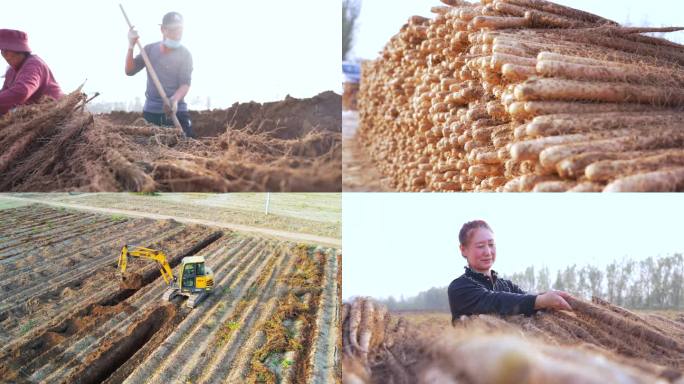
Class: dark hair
459,220,492,246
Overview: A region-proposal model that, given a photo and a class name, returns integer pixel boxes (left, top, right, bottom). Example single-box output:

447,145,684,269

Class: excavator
117,245,214,308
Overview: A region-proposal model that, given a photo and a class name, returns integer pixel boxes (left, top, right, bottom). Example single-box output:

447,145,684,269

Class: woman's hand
534,291,573,311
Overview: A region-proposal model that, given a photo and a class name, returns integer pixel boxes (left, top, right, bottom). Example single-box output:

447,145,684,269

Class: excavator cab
163,256,214,308
178,256,214,293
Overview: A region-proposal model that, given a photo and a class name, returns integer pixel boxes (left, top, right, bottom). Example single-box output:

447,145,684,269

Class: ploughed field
0,205,341,383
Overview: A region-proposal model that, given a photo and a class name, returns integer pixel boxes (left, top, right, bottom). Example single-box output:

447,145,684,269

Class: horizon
360,251,683,303
85,89,339,113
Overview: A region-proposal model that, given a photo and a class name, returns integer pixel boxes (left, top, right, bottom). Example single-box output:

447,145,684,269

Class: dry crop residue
0,91,341,192
357,0,684,192
342,297,684,384
0,205,341,383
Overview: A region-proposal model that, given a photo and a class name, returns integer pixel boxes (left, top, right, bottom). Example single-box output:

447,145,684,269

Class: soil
103,91,341,140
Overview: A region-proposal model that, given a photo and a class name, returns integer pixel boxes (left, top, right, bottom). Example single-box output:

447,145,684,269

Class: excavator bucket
120,271,144,290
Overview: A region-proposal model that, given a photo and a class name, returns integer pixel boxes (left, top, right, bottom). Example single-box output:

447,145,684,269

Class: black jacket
448,266,537,322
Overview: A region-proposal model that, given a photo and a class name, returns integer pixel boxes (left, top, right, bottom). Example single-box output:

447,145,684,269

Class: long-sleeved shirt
0,54,63,114
448,266,537,322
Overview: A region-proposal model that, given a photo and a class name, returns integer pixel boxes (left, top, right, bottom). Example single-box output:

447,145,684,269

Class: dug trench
0,230,222,384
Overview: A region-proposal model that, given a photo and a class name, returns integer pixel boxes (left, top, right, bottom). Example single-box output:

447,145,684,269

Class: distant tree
670,254,684,308
374,253,684,313
586,265,604,298
606,261,617,303
577,266,590,299
385,295,398,310
536,266,551,292
640,257,656,308
553,270,565,292
521,266,535,292
342,0,361,60
562,265,578,295
414,287,450,311
623,260,641,308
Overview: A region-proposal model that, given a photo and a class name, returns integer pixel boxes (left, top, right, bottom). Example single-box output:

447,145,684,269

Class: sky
342,193,684,300
0,0,340,109
349,0,684,60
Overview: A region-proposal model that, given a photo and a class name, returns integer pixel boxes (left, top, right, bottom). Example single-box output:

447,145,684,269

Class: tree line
377,253,684,311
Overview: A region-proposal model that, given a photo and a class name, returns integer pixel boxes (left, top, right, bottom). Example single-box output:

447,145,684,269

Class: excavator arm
118,245,175,285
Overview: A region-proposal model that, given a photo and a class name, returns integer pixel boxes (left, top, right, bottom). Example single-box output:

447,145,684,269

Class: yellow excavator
117,245,214,308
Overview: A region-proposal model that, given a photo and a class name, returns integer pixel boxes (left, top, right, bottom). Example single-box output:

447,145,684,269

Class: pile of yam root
0,89,341,192
358,0,684,192
342,297,684,384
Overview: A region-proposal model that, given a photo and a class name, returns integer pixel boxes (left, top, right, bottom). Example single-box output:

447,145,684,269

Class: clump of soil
120,272,143,290
192,91,341,139
94,91,342,140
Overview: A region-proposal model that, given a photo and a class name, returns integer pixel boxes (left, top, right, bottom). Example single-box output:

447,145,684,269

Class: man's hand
163,97,178,116
534,291,573,311
128,27,139,49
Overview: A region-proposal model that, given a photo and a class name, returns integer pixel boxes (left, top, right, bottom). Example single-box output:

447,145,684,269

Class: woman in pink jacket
0,29,63,115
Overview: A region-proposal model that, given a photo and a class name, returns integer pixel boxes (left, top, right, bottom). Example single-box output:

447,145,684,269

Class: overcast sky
342,194,684,300
349,0,684,60
0,0,340,108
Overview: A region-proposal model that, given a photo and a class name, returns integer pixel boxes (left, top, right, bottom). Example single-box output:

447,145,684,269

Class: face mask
163,38,181,49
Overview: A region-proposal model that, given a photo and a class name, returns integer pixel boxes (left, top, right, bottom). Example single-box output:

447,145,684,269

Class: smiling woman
447,220,573,323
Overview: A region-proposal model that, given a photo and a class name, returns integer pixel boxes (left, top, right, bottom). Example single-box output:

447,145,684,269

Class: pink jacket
0,54,63,114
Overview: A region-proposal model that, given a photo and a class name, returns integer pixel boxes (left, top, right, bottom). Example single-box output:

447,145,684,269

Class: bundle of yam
0,90,341,192
357,0,684,192
342,297,684,384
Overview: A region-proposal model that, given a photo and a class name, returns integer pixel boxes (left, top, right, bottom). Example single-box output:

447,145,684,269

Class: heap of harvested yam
342,297,684,384
0,89,341,192
358,0,684,192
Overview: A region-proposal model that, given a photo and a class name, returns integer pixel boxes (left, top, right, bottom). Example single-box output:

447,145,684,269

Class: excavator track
186,291,208,308
162,286,178,302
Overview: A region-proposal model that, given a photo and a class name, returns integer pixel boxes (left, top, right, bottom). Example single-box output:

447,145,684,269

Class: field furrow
307,249,341,383
126,240,275,383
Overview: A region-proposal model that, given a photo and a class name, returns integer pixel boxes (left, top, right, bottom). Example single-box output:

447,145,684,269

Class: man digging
125,11,195,138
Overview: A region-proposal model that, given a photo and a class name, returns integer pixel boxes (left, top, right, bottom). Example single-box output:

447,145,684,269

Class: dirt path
342,111,391,191
0,196,341,247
